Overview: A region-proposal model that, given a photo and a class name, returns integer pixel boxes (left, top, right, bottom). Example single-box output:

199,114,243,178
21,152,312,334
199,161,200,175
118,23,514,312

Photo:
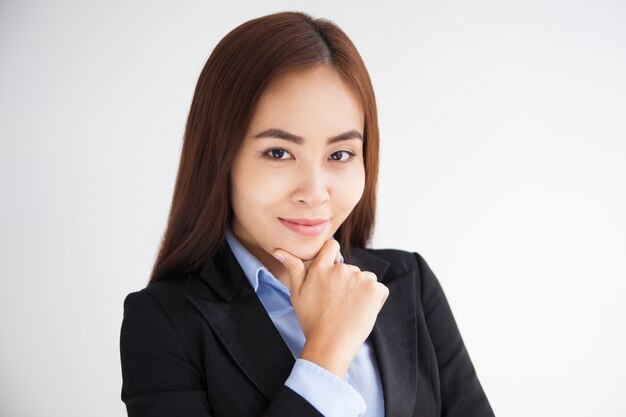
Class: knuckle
341,264,360,273
362,278,379,292
380,285,390,300
376,283,388,296
362,271,377,281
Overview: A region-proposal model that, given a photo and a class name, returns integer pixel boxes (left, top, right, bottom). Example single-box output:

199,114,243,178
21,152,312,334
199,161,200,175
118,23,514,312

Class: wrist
299,340,351,379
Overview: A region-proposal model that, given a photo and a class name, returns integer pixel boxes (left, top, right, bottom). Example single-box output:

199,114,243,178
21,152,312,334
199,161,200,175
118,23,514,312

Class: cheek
334,166,366,211
231,162,286,212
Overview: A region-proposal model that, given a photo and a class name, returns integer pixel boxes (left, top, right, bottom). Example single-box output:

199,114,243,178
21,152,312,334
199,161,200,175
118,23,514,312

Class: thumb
272,249,305,296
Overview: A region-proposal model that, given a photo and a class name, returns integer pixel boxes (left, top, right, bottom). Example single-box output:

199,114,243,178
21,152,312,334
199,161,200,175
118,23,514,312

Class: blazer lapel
188,243,418,417
187,243,295,401
351,248,419,417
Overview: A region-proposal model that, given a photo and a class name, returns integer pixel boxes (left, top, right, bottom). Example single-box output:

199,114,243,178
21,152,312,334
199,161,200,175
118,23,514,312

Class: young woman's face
229,64,365,265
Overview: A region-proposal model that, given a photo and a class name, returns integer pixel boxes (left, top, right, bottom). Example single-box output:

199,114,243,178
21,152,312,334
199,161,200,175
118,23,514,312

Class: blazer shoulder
122,276,191,317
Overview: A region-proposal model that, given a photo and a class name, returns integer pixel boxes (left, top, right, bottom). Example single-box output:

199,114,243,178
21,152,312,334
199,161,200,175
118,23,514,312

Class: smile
278,218,328,236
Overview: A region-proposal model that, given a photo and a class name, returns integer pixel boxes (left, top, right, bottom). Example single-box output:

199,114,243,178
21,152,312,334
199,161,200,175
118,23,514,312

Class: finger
272,249,305,296
333,251,342,264
311,238,341,270
334,250,345,265
379,284,390,309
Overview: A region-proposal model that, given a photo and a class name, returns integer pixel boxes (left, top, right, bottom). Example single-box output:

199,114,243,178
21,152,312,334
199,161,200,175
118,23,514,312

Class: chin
285,247,318,262
283,240,325,262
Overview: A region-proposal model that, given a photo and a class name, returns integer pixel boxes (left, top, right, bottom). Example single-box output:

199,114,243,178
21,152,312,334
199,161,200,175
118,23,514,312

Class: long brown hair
148,11,380,285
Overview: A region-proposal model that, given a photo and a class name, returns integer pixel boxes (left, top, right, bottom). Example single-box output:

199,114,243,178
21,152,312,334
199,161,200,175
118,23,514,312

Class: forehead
247,65,364,135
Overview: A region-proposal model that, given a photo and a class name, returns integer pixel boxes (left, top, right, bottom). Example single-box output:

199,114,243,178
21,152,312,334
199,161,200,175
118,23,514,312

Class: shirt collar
224,226,269,293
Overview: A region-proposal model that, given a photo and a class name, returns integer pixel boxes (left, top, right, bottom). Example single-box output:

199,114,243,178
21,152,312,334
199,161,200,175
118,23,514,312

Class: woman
119,11,495,417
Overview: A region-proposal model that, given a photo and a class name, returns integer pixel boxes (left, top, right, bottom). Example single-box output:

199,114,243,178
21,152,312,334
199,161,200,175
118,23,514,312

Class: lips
279,217,328,236
279,218,327,226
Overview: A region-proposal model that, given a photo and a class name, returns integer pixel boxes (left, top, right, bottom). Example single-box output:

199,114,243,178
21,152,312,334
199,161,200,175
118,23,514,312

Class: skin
229,64,366,290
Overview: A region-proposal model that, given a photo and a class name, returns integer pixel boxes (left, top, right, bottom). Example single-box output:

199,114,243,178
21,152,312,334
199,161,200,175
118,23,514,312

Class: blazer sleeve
415,252,496,417
119,290,324,417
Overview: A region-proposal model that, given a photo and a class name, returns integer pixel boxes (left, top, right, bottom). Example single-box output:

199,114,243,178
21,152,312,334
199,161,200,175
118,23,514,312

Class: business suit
120,241,495,417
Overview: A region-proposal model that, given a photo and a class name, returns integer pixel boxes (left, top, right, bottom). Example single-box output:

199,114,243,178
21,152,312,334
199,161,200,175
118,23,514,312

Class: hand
272,238,389,378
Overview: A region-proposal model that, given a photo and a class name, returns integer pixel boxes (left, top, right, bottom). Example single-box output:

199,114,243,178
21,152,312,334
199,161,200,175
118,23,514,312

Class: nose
291,163,330,207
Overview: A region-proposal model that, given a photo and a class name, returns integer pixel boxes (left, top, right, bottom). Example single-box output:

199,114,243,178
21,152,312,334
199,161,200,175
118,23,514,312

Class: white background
1,1,625,416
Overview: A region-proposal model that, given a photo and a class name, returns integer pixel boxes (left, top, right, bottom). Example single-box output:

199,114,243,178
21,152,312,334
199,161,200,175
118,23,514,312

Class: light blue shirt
225,227,385,417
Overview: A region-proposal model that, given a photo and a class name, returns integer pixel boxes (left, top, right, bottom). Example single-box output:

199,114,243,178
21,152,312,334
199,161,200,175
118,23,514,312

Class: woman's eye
330,150,355,162
264,148,292,160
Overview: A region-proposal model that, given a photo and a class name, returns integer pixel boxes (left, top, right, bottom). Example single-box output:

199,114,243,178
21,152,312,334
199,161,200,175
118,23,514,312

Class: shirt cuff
284,358,366,417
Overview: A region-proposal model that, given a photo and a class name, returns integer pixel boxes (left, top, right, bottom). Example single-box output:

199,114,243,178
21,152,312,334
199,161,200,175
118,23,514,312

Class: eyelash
262,148,357,163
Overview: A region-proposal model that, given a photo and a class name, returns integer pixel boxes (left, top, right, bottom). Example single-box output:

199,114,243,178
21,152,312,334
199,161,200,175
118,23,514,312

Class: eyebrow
253,128,363,145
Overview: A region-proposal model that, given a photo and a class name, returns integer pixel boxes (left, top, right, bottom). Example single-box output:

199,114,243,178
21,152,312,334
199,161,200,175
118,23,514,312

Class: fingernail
272,252,285,262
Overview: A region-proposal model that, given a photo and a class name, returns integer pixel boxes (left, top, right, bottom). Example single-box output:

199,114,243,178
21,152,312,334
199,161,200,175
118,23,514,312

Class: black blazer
120,243,495,417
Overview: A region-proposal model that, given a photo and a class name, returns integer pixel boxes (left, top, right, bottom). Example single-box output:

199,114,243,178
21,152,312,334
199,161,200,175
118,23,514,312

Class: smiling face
229,64,365,279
